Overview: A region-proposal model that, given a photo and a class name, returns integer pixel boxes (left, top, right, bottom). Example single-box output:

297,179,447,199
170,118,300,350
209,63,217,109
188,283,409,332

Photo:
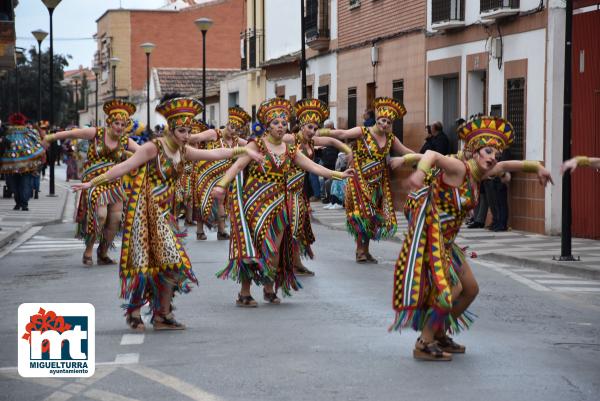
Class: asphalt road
1,221,599,401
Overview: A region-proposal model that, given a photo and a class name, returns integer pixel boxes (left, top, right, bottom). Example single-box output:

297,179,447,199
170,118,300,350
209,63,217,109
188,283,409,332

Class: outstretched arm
389,153,423,170
189,129,218,144
127,138,141,153
210,142,259,200
561,156,600,174
317,126,364,140
313,136,352,155
185,144,263,163
71,141,158,191
294,152,353,180
489,160,554,186
43,127,96,146
391,136,414,155
407,150,466,189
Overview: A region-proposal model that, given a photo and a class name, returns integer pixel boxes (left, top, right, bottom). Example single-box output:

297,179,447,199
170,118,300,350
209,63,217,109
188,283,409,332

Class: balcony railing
480,0,520,13
432,0,465,25
305,0,330,51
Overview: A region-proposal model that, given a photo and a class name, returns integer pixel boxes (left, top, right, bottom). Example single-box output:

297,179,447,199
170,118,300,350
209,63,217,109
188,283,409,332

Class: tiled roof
261,51,301,68
154,68,237,99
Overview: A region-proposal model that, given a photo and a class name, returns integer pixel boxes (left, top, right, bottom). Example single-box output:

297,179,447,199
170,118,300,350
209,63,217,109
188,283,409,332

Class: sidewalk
311,202,600,280
0,165,71,249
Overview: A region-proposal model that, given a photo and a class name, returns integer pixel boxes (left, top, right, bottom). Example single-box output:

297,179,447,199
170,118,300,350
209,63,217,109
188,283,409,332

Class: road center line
113,353,139,364
120,334,145,345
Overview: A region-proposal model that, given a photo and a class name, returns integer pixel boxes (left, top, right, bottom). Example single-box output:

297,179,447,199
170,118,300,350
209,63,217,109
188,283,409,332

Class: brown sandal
263,289,281,304
294,265,315,276
82,254,93,266
97,252,116,265
365,253,378,264
217,231,230,240
152,313,186,330
196,232,207,240
126,314,145,331
435,335,466,354
413,338,452,361
236,293,258,308
356,252,369,264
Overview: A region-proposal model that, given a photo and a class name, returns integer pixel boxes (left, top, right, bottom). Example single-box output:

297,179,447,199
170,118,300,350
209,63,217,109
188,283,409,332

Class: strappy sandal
82,254,93,266
435,335,466,354
196,232,207,240
365,253,378,264
294,265,315,276
236,293,257,308
217,231,230,240
152,313,186,330
96,252,116,265
356,252,369,264
263,289,281,304
126,314,145,332
413,338,452,361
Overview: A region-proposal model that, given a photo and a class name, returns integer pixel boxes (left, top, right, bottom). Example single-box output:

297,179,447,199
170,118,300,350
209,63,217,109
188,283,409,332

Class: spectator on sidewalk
419,121,450,155
363,109,376,127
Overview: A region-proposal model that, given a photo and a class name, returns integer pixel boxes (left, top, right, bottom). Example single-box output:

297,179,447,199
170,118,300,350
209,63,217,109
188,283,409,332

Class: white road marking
549,287,600,293
114,353,139,364
536,279,600,285
42,391,73,401
0,226,43,259
481,262,551,292
124,365,224,401
83,389,141,401
120,334,145,345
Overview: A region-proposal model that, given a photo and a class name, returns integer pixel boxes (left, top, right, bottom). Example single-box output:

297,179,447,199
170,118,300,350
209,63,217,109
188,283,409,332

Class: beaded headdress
228,106,251,129
103,99,136,125
191,118,209,134
458,116,514,152
257,98,292,126
373,97,406,122
294,98,329,126
155,97,204,130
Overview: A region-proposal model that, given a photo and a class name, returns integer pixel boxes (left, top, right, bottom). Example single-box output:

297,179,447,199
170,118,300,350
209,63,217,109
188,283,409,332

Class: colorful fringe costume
0,116,45,175
75,127,129,244
344,127,397,241
120,139,196,313
390,165,479,334
286,133,316,258
217,137,301,295
193,129,240,226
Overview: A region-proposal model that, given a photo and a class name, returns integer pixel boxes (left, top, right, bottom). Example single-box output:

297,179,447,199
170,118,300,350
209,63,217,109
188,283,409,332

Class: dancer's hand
407,169,426,190
211,186,226,200
389,157,405,170
537,167,554,186
246,148,264,164
560,158,578,175
71,182,91,192
340,169,354,179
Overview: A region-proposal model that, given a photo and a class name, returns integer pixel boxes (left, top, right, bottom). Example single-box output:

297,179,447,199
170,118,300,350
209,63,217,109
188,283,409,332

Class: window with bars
349,0,361,9
480,0,520,13
392,80,404,142
432,0,465,24
348,87,357,128
318,85,329,105
506,78,525,160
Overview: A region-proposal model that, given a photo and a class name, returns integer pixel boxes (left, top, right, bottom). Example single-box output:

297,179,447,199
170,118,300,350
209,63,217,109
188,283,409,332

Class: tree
0,46,73,127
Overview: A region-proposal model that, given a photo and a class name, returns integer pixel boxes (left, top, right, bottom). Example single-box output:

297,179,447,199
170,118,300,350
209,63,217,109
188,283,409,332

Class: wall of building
97,11,132,101
306,52,337,124
264,0,301,61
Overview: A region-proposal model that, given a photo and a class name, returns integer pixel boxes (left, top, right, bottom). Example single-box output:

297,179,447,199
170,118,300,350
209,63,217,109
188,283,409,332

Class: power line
17,36,95,41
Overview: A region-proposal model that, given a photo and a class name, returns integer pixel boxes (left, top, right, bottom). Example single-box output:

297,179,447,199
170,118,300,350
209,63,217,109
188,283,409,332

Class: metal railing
480,0,520,13
305,0,330,40
432,0,465,24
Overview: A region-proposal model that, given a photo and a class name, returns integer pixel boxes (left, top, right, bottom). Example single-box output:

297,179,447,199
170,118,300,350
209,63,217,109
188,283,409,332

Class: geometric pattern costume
390,116,514,335
0,113,45,175
217,137,300,295
120,139,196,313
344,97,406,243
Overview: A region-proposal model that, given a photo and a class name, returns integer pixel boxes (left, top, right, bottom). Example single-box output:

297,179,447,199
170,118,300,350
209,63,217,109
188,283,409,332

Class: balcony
431,0,465,31
480,0,520,20
305,0,330,51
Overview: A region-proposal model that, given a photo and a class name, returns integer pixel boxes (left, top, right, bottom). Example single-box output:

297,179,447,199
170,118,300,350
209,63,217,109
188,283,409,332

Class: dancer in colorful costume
72,96,263,330
212,98,353,306
190,106,251,240
390,116,553,361
283,98,352,276
43,100,140,266
316,97,413,263
0,113,46,211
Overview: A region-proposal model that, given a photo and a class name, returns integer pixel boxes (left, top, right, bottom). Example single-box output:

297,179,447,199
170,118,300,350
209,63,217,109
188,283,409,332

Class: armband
402,153,419,166
89,173,109,187
331,171,345,181
575,156,591,167
416,158,432,175
522,160,541,173
232,146,247,158
318,128,332,137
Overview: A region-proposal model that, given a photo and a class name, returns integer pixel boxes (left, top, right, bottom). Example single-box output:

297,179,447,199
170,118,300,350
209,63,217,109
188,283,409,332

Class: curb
0,187,70,251
311,213,600,280
479,253,600,281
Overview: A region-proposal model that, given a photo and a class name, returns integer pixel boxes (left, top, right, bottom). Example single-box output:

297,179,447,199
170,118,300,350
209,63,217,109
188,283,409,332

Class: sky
15,0,166,71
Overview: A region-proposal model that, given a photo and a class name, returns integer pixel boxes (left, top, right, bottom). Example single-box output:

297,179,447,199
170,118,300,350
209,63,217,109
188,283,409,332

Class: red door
572,3,600,239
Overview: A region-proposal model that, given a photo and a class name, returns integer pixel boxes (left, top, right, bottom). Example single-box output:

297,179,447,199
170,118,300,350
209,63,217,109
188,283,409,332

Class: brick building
92,0,243,110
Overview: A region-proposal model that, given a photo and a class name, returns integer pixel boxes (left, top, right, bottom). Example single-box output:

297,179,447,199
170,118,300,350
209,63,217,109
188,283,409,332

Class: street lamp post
41,0,62,197
195,18,213,122
73,78,79,125
92,66,100,126
140,43,156,130
14,47,25,113
109,57,120,100
32,29,48,122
